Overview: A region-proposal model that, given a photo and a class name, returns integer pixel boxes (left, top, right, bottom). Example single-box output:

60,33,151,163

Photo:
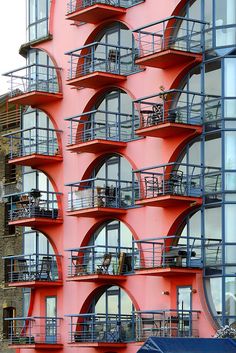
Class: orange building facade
3,0,236,352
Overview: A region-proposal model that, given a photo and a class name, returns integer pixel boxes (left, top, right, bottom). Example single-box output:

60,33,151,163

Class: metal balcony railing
66,110,138,145
6,190,62,222
67,313,135,343
5,317,62,345
133,16,207,59
3,127,62,159
134,163,222,201
67,0,144,13
4,64,60,96
67,310,200,343
134,236,203,270
3,253,62,284
66,42,139,80
134,90,221,129
135,310,200,341
67,178,135,211
67,245,133,277
134,236,224,270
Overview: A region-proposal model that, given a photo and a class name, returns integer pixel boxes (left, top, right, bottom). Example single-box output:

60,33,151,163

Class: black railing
68,245,133,277
133,16,207,59
134,163,222,201
135,310,200,340
4,253,62,284
67,310,200,343
5,317,62,345
3,127,62,159
134,89,221,129
66,110,138,145
4,64,60,96
68,313,135,343
66,42,139,80
6,190,62,221
67,177,134,211
67,0,144,13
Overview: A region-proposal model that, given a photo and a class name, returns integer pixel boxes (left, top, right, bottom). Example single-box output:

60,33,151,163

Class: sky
0,1,26,94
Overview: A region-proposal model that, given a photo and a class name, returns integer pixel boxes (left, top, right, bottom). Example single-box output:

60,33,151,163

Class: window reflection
93,286,133,315
182,0,236,49
225,278,236,318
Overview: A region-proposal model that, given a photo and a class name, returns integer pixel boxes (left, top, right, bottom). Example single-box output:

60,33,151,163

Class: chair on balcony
97,253,112,274
146,104,163,127
108,49,120,73
144,176,160,198
17,259,32,281
37,256,52,281
164,170,183,195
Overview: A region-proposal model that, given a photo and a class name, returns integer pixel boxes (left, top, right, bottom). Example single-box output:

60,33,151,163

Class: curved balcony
133,16,206,69
67,313,132,347
135,310,200,342
6,317,63,349
3,127,63,167
134,236,206,277
67,177,133,217
134,90,221,138
4,64,62,106
134,163,222,208
4,253,62,288
66,42,138,89
67,245,133,282
6,190,63,227
66,110,136,153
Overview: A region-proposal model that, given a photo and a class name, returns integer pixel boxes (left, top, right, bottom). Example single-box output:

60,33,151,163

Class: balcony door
45,296,57,343
177,286,192,336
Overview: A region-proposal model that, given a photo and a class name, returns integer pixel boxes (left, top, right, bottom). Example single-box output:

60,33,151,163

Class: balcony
66,0,127,24
134,236,204,277
67,310,200,346
4,64,62,106
134,90,221,138
66,42,138,89
67,245,133,282
135,310,200,342
67,313,133,347
6,317,63,349
66,110,136,153
67,178,133,217
133,16,206,69
6,190,63,227
134,163,222,208
3,127,63,167
4,253,62,288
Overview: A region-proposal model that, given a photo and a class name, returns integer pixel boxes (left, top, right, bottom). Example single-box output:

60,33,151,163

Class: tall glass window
92,155,134,206
22,107,58,155
85,89,136,142
27,50,59,93
181,0,236,50
91,286,133,315
27,0,50,42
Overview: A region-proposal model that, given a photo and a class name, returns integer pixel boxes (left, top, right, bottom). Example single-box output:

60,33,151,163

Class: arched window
92,155,134,207
21,107,59,156
73,286,135,343
85,89,136,142
27,49,59,93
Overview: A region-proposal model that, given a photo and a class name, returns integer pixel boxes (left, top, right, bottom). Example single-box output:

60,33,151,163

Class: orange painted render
14,1,218,352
